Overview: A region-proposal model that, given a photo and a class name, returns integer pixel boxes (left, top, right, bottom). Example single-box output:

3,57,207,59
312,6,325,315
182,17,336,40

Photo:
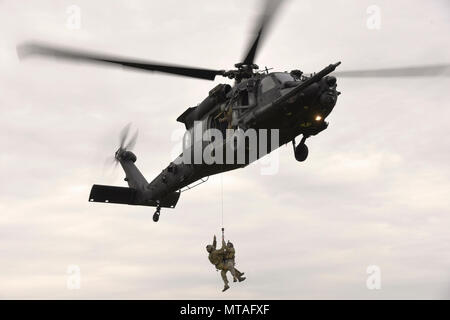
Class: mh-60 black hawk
18,0,449,222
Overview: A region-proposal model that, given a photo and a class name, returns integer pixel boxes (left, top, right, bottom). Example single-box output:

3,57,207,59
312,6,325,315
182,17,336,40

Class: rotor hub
115,148,137,163
223,63,260,81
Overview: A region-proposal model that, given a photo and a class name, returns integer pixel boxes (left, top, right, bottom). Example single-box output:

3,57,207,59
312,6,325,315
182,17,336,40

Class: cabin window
209,112,228,137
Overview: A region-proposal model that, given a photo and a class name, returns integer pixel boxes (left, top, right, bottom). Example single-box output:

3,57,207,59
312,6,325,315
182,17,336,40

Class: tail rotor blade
125,129,139,151
102,156,119,177
119,123,131,149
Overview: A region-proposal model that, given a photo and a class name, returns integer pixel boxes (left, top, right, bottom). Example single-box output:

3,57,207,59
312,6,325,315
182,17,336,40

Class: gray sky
1,0,449,299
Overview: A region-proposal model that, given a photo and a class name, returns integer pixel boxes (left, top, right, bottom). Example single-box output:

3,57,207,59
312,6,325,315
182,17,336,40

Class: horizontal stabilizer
88,184,180,208
89,184,136,205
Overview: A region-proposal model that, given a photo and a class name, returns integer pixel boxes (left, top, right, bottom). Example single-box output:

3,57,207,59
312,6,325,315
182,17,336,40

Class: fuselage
143,66,340,201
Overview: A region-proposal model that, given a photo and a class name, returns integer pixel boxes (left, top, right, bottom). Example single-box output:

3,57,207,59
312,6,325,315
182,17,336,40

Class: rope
221,174,224,229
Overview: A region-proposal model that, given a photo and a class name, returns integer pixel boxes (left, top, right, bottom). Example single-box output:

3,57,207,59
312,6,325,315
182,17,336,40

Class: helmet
206,245,213,253
227,241,234,248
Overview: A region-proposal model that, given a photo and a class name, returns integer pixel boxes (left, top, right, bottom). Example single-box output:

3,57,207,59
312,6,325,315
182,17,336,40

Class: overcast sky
1,0,449,299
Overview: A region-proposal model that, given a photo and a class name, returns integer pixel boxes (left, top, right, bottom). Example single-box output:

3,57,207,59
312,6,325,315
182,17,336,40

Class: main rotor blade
333,64,450,78
17,42,226,81
241,0,286,65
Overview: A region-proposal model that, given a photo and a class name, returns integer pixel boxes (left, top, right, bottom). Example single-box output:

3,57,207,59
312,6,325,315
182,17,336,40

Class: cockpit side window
258,75,280,104
260,76,276,93
274,72,295,83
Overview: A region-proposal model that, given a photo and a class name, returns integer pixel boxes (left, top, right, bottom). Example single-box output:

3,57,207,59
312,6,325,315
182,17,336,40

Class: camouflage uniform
224,241,244,282
207,236,226,270
207,235,245,291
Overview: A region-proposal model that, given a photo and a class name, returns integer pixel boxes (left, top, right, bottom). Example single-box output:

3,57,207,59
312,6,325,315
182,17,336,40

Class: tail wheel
153,204,161,222
295,143,308,162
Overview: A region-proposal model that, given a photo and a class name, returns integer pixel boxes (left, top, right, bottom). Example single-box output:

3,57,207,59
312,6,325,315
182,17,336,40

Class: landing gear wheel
153,205,161,222
295,143,309,162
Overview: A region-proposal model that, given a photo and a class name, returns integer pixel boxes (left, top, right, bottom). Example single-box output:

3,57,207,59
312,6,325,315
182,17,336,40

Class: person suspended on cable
206,229,245,292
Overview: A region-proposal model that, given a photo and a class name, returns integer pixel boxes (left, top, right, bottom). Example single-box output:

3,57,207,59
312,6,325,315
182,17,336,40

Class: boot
222,284,230,292
238,277,246,282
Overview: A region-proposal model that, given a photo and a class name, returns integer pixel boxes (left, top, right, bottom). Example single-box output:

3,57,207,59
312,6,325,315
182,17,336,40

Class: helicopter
17,0,449,222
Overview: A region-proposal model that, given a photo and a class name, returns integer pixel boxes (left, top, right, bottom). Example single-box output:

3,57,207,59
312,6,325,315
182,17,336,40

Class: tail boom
89,152,180,209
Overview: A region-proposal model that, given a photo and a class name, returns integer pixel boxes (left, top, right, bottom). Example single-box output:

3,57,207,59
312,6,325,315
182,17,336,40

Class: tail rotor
115,123,139,164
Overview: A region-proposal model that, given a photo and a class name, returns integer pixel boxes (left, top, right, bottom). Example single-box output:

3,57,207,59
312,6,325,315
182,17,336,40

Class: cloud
1,0,449,299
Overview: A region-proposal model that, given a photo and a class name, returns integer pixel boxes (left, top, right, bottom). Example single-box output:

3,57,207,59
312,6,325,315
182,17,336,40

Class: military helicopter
18,0,449,222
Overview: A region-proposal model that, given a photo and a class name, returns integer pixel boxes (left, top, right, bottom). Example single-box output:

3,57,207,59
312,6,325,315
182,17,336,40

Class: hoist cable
221,174,224,229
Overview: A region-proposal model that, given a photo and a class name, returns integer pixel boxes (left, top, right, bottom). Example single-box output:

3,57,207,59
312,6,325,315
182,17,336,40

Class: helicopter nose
319,91,337,108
